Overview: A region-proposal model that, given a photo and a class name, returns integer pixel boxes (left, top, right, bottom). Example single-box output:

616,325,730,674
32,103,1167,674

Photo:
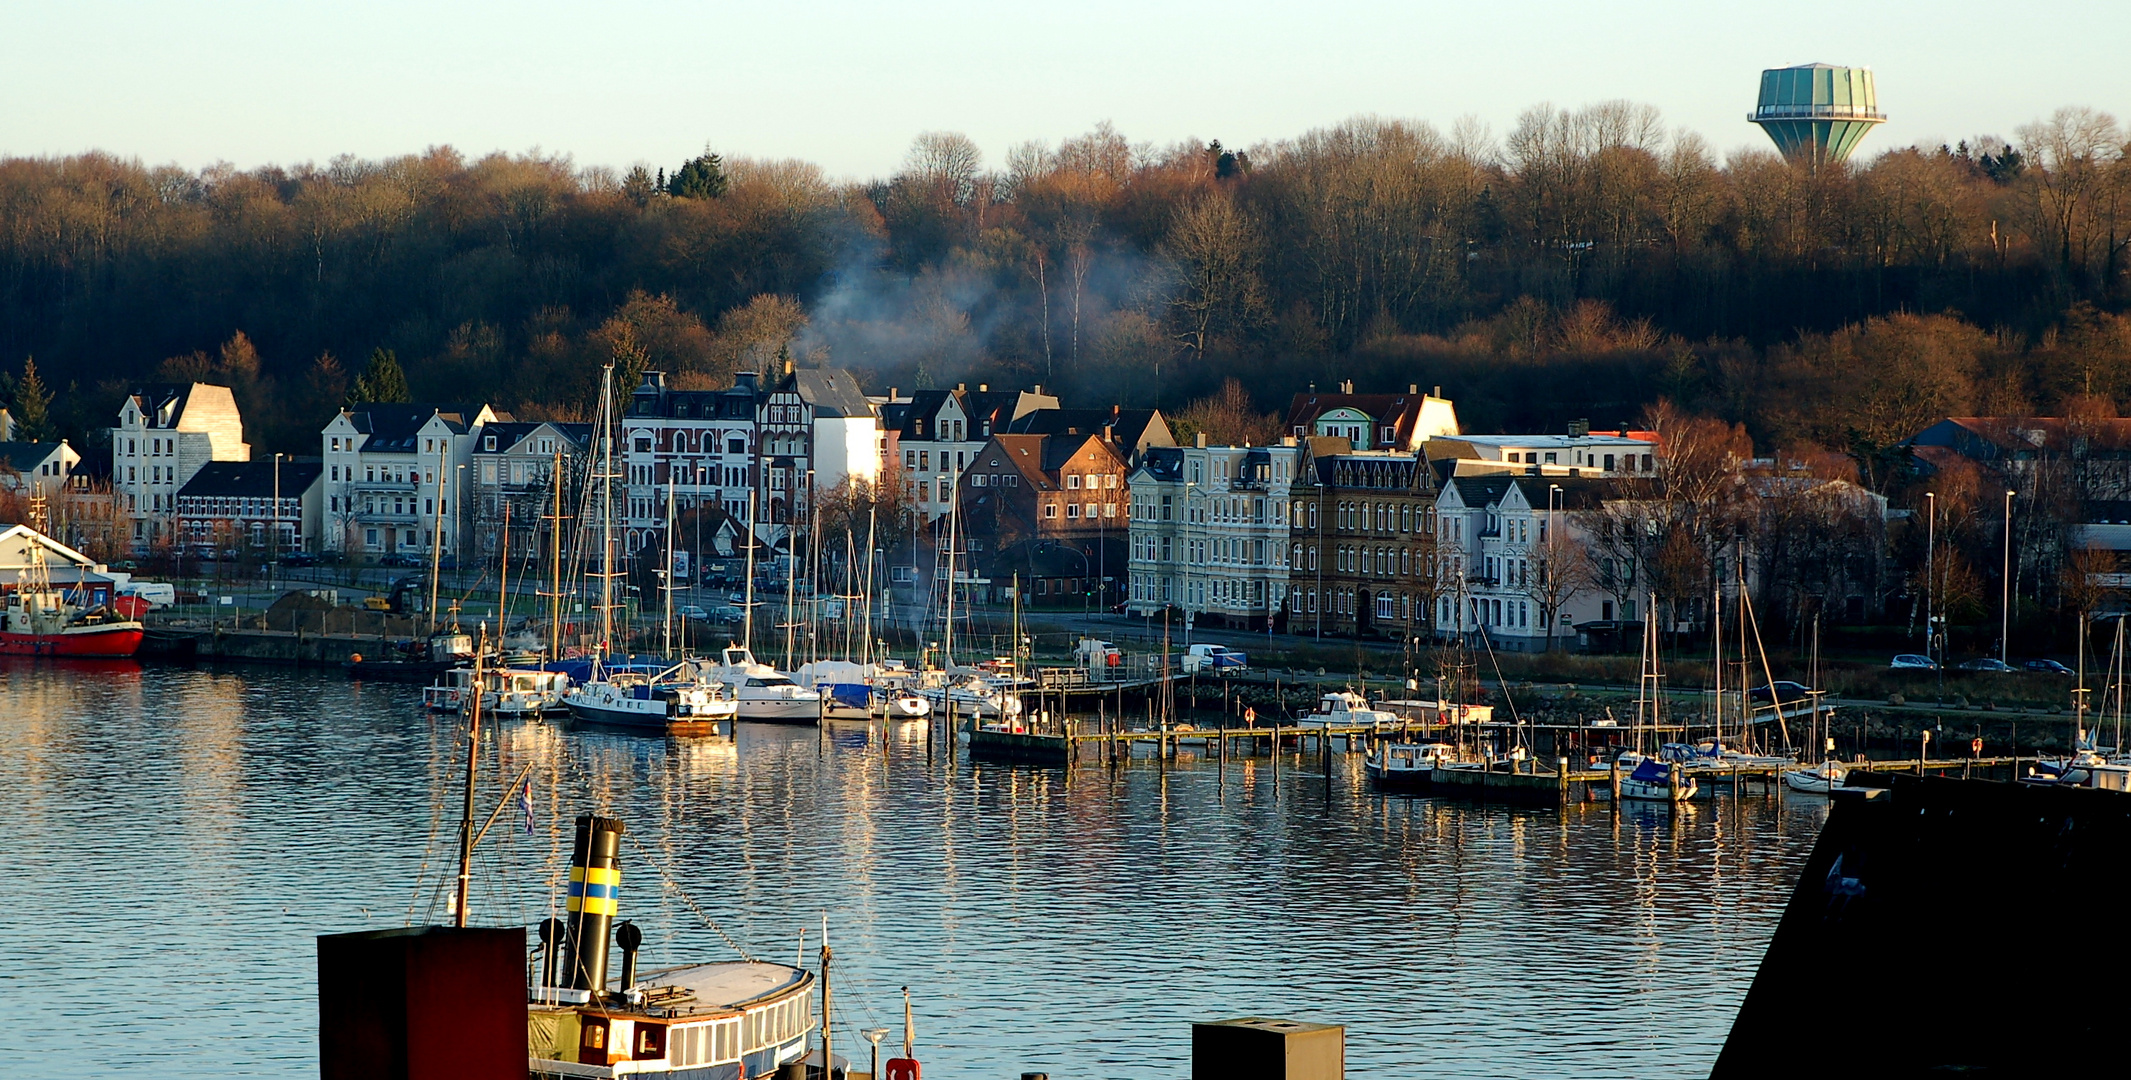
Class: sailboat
1783,616,1847,793
1619,600,1698,802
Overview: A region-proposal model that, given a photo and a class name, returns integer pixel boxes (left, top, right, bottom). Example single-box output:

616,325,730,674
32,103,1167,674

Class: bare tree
1162,191,1265,357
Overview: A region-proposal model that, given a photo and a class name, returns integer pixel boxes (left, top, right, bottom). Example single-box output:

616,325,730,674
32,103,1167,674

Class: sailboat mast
429,443,449,634
743,489,758,652
598,364,616,658
864,508,877,669
663,474,676,660
497,504,510,646
548,451,564,664
453,630,486,928
943,476,957,671
1711,578,1723,746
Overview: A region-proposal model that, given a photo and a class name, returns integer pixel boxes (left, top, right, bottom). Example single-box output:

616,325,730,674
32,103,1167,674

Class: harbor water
0,660,1827,1078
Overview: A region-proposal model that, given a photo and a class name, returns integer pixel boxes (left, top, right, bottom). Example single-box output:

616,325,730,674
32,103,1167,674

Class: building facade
112,383,250,549
470,421,591,563
619,371,763,556
0,440,81,497
1126,438,1303,632
1435,476,1617,651
175,459,325,556
1426,429,1659,478
955,432,1130,605
1288,444,1442,640
321,404,500,559
886,384,1058,519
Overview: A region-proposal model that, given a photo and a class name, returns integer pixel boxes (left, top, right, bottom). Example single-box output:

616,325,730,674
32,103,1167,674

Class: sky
3,0,2125,181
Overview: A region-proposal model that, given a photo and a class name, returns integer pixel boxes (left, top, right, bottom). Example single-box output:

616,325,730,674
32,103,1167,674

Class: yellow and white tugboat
529,815,833,1079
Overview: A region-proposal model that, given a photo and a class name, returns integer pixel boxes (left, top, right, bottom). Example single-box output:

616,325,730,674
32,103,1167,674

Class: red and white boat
0,586,144,657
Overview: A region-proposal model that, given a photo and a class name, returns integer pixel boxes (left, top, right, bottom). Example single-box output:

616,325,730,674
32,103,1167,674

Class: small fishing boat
793,659,933,721
0,537,143,657
1782,759,1849,794
917,672,1022,720
1365,742,1460,790
423,665,571,717
347,629,489,683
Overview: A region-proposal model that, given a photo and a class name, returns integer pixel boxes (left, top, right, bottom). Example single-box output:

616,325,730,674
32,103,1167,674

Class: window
1067,474,1082,489
1067,503,1080,519
1043,502,1058,518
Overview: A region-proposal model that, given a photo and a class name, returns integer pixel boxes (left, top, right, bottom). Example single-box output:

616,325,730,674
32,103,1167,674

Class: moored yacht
697,645,823,724
563,659,737,733
1297,690,1401,728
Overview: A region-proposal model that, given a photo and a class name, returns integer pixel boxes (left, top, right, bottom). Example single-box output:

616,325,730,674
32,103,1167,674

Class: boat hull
1365,764,1434,791
733,699,822,724
565,698,735,733
0,624,145,658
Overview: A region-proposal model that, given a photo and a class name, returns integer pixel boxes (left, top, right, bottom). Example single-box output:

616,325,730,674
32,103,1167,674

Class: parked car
1890,654,1937,670
676,604,711,622
379,552,422,568
704,603,747,624
1748,681,1814,705
279,552,319,567
1181,643,1249,673
1957,658,2016,673
2023,658,2075,675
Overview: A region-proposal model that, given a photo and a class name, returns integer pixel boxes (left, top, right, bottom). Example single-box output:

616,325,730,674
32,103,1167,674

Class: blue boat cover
1630,759,1673,784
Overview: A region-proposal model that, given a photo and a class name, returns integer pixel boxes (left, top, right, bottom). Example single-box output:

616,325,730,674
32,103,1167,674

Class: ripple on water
0,661,1824,1078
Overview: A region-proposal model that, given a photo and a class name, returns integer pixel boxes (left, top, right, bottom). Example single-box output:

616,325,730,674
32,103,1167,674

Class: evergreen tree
668,151,728,200
12,357,52,440
348,348,410,404
622,165,657,207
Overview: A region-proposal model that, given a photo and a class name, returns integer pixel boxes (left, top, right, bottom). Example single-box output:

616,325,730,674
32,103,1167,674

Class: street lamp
2002,488,2015,664
1547,483,1562,649
271,452,284,589
1924,490,1936,666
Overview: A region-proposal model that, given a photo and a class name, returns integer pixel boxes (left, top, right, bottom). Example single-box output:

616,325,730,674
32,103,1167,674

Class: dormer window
483,435,496,451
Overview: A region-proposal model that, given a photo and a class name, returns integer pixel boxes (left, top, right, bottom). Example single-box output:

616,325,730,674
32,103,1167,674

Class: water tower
1749,63,1885,164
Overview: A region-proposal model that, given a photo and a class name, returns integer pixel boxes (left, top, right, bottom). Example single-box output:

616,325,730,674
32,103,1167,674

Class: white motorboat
1618,752,1699,801
917,672,1022,720
697,646,824,724
563,660,737,731
1782,759,1849,794
1297,690,1402,728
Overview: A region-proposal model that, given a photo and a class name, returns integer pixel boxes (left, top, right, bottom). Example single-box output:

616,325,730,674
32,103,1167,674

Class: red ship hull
0,625,146,658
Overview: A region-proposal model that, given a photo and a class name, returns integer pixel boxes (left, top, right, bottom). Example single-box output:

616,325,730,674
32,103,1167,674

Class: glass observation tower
1749,63,1885,165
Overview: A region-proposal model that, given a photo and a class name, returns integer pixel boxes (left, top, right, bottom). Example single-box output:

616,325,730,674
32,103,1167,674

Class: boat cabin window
716,1019,736,1061
632,1023,665,1060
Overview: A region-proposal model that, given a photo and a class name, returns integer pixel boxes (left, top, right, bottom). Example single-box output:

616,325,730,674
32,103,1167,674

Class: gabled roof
342,404,494,452
983,435,1056,491
896,390,960,437
121,383,237,430
1448,474,1617,510
1285,389,1451,447
1134,446,1186,483
176,459,324,500
0,441,70,473
1041,432,1117,473
0,522,97,568
787,368,875,419
1007,407,1174,452
476,422,592,454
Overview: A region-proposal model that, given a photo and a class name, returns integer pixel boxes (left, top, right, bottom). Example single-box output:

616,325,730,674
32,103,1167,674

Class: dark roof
0,442,68,473
176,459,324,499
122,384,214,429
897,390,958,438
1007,407,1174,451
1449,474,1616,509
477,422,592,454
1285,391,1432,445
1137,446,1185,482
788,368,874,418
344,404,491,452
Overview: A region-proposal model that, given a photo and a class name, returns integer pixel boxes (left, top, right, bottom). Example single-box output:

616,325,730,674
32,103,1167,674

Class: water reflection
0,661,1824,1078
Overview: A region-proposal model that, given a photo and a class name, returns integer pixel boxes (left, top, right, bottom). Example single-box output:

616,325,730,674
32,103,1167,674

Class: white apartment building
1427,429,1659,478
1126,437,1304,631
320,404,500,559
112,383,250,548
1434,475,1617,651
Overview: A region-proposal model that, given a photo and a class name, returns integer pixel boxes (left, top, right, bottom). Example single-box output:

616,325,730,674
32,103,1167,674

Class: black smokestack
563,814,625,994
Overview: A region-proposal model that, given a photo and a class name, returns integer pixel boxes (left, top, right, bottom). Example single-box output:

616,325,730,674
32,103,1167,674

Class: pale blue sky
3,0,2124,179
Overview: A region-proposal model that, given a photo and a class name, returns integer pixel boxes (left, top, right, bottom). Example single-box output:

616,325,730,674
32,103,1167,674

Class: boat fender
350,653,362,663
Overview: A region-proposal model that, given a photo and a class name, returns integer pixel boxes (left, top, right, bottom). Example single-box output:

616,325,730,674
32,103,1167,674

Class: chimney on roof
1195,432,1208,448
1341,380,1354,394
978,383,988,392
1568,419,1590,437
1433,385,1441,397
889,387,897,400
1103,423,1115,444
1281,435,1296,447
1032,384,1043,396
957,383,966,392
1309,382,1316,393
